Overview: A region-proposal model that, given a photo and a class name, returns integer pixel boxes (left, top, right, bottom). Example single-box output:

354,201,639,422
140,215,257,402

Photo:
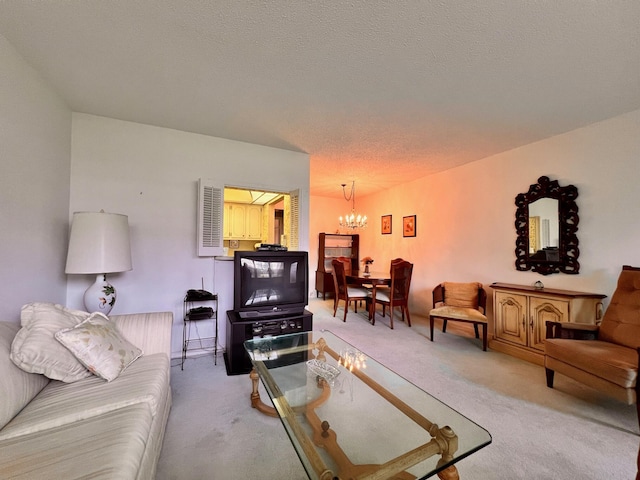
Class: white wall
0,34,72,322
310,109,640,325
307,195,349,295
68,113,310,356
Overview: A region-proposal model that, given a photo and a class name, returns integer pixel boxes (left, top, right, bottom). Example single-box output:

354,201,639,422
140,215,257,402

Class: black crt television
233,250,309,319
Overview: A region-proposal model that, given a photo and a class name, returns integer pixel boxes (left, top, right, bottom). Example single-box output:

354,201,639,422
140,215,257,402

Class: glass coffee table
244,330,491,480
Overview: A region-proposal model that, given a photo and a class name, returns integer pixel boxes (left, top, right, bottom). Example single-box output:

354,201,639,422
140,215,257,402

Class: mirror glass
528,198,559,253
515,176,579,275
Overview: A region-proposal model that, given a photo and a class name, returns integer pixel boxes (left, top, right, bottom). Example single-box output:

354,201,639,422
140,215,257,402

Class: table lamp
65,211,132,314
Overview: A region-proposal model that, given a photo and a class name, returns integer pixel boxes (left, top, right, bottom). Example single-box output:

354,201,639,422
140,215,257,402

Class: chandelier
338,181,367,230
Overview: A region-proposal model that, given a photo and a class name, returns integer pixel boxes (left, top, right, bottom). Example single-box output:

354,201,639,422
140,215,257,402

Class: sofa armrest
545,321,599,340
110,312,173,359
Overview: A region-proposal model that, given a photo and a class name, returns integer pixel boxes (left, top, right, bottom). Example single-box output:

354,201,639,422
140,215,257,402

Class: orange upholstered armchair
545,266,640,426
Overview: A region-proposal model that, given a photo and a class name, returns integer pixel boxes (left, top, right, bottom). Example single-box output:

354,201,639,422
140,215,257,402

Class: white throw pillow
0,322,50,430
55,313,143,382
20,302,89,327
10,303,93,382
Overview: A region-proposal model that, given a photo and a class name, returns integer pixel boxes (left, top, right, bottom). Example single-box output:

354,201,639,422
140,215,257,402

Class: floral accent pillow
55,313,143,382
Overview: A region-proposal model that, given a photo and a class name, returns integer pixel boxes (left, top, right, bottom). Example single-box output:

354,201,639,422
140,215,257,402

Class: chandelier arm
341,182,355,202
352,183,356,210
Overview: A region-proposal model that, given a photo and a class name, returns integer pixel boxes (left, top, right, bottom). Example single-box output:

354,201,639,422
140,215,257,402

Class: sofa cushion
55,312,142,382
0,352,168,441
10,303,92,382
443,282,481,309
0,403,153,480
0,322,50,430
545,338,638,388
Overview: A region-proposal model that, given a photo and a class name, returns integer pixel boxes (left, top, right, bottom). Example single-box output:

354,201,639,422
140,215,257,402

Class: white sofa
0,309,173,480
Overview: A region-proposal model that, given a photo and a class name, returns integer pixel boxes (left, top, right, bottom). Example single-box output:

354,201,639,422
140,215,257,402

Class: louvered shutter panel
197,178,223,256
289,189,300,250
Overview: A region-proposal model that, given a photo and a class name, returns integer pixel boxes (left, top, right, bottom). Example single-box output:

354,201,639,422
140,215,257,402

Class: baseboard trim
488,339,544,366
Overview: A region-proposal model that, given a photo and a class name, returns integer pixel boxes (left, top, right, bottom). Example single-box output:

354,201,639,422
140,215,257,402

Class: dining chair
369,260,413,329
331,258,369,322
429,282,488,351
335,256,353,275
338,255,370,309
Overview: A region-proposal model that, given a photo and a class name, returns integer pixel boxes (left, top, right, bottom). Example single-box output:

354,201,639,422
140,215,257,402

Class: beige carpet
156,298,638,479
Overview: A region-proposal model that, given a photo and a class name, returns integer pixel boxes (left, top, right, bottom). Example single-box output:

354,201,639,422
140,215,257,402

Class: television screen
233,251,309,318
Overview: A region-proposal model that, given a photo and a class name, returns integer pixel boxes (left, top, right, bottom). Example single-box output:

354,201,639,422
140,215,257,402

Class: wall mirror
515,176,580,275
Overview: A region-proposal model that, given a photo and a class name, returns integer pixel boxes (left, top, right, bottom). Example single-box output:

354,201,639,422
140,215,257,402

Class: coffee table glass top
244,330,491,480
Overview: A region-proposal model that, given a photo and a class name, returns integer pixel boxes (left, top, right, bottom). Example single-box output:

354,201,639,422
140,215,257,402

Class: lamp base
83,274,117,315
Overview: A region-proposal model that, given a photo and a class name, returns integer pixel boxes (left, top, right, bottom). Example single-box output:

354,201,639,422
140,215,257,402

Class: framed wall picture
403,215,416,237
381,215,392,235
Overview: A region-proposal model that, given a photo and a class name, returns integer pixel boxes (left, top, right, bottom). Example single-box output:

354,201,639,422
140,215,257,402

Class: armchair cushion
443,282,481,309
429,306,487,323
545,338,637,389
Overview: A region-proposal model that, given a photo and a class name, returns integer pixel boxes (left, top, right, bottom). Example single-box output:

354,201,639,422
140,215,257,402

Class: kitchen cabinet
245,205,262,239
490,283,606,365
223,203,263,240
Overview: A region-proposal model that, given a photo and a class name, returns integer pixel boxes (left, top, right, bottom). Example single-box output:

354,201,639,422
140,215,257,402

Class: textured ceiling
1,1,638,198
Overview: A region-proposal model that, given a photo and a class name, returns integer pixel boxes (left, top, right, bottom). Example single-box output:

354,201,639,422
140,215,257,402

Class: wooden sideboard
489,282,606,365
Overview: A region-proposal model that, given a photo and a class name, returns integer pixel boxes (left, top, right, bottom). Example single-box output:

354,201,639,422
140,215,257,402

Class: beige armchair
544,266,640,426
429,282,488,351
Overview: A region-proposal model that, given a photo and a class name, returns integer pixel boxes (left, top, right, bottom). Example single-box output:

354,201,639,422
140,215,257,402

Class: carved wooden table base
248,336,463,480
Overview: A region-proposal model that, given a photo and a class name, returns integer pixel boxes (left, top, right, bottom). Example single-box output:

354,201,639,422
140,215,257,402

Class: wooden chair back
335,256,352,275
389,260,413,305
331,258,348,298
390,257,405,273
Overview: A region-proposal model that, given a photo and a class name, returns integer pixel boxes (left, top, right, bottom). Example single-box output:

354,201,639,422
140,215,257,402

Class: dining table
346,270,391,321
346,269,391,286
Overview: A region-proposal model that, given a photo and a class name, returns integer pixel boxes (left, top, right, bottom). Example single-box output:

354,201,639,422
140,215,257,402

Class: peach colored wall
307,195,349,295
310,109,640,328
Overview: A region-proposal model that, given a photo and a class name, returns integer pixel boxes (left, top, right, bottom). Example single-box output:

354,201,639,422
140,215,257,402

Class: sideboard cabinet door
529,297,569,352
490,283,605,365
494,292,527,347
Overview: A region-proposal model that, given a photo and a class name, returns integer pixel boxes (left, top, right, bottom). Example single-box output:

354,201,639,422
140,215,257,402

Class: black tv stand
224,309,313,375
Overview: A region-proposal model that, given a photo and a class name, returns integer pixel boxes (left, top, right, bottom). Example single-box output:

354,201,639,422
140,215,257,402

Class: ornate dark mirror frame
515,176,580,275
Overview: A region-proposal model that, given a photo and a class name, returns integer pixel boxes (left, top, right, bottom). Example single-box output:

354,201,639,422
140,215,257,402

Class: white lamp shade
65,211,132,274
